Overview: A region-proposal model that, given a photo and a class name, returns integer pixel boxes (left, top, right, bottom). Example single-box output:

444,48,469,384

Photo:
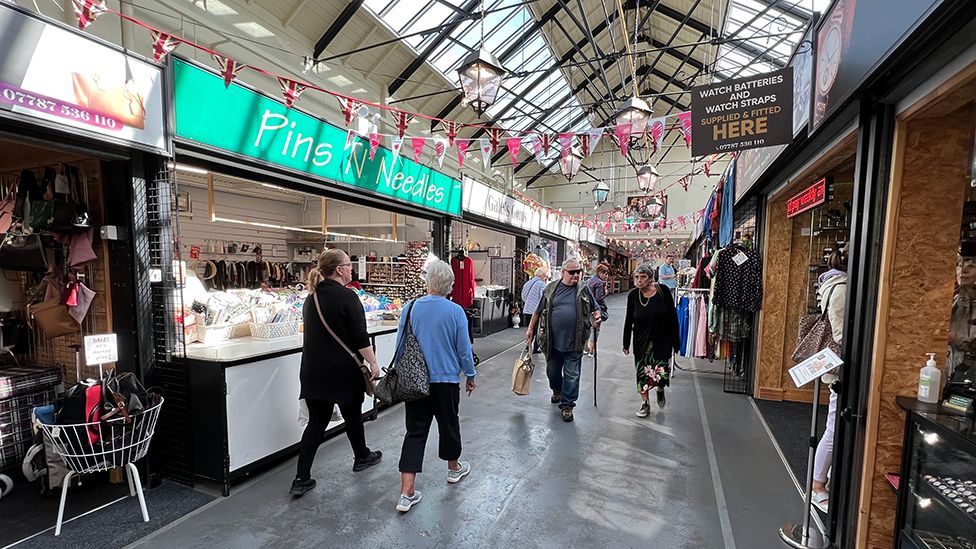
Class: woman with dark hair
290,248,382,497
811,249,848,513
623,263,680,417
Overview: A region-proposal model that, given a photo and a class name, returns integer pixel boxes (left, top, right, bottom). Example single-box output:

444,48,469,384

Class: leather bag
30,297,79,339
0,231,48,272
374,301,430,403
792,285,843,363
101,371,148,424
48,165,90,234
511,345,534,396
312,291,375,397
68,282,95,324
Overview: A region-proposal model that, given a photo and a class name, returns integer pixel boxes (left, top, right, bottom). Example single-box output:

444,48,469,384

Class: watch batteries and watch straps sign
0,4,167,153
172,59,462,216
462,177,541,233
690,67,793,156
786,176,832,218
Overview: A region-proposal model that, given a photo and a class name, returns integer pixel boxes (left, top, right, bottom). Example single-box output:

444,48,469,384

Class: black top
713,245,764,312
623,285,680,361
300,279,371,405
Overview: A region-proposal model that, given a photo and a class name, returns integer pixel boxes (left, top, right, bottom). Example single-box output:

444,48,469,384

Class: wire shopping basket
37,394,164,536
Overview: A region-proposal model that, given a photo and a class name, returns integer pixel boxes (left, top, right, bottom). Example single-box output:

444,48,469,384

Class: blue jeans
547,348,583,408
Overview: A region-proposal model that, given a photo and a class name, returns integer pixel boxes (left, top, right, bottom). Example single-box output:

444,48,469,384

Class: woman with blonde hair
290,248,382,497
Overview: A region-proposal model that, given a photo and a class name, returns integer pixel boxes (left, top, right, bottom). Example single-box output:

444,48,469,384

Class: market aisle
129,294,800,549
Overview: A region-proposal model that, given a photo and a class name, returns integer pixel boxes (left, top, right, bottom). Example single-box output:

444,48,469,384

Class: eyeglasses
565,269,582,275
338,263,352,268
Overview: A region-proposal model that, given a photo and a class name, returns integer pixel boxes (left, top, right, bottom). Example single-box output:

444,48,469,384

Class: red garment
450,256,476,308
346,281,362,291
710,180,723,237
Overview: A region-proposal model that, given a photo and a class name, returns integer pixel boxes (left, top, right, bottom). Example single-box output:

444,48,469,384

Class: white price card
732,251,749,266
789,348,843,388
85,334,119,366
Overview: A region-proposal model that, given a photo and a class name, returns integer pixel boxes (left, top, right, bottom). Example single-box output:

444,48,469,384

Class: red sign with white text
786,177,831,218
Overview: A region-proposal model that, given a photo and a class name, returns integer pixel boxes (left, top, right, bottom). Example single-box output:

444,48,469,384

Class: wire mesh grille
143,169,192,485
724,197,759,395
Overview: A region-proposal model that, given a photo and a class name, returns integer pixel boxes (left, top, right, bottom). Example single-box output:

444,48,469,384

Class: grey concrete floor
129,294,803,549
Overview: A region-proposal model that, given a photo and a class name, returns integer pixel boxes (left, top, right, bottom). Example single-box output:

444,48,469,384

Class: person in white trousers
811,250,847,513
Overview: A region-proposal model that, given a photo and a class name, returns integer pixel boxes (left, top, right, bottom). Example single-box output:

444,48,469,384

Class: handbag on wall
0,231,48,272
30,296,79,339
311,291,375,397
48,165,90,234
792,285,843,363
374,301,430,403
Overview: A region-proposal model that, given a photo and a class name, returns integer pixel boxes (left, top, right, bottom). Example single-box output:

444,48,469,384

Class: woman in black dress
623,263,680,417
290,249,382,497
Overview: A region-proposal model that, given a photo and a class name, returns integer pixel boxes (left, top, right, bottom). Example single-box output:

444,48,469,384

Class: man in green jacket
526,258,601,422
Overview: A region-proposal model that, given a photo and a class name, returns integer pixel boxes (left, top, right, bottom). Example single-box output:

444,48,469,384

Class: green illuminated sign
172,59,462,216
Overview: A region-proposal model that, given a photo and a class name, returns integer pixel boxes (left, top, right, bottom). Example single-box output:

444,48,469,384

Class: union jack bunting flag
73,0,106,30
212,54,246,88
277,77,307,108
149,30,180,63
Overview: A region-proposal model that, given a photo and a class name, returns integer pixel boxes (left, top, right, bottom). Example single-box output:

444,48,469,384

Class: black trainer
290,478,316,497
551,392,560,404
561,407,574,422
656,389,666,408
353,450,383,472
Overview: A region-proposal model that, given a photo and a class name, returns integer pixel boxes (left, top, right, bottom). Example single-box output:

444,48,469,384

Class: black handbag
48,165,90,234
374,301,430,403
0,231,48,271
101,370,149,423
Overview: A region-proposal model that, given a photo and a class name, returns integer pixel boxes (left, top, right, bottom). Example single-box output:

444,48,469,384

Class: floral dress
636,343,671,392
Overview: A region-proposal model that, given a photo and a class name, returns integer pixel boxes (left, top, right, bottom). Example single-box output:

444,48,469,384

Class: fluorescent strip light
212,217,399,243
168,162,209,175
260,183,286,191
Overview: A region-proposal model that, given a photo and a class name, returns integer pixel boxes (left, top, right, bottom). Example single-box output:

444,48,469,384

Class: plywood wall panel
861,109,974,548
756,194,793,398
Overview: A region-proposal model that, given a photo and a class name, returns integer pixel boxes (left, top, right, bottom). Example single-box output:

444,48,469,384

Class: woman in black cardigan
290,249,382,497
623,263,680,417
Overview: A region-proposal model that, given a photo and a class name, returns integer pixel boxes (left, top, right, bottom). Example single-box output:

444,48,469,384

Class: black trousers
296,399,369,480
398,383,461,473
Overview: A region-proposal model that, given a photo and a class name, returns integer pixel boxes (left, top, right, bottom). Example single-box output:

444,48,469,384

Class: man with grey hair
521,266,549,353
526,258,601,422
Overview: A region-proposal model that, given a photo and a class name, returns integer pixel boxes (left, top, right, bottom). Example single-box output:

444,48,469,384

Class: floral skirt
635,347,671,393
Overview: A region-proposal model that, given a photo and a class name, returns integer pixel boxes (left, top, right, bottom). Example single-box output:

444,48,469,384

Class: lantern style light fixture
592,180,610,207
614,96,653,135
646,200,663,218
636,164,659,194
559,150,582,181
458,49,505,117
611,207,625,223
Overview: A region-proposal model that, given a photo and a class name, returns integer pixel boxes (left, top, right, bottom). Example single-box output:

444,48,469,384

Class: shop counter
185,325,398,495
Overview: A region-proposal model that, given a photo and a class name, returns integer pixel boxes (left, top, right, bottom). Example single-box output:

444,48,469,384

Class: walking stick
592,329,598,407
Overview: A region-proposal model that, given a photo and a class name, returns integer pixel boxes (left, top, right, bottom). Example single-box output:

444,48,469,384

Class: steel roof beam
313,0,366,58
752,0,812,25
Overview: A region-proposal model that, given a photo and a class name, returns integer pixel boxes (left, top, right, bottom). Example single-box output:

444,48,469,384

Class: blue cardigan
394,296,476,383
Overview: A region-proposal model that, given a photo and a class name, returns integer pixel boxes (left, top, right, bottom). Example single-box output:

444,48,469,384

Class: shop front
165,58,462,492
578,227,607,272
0,1,170,527
458,176,540,336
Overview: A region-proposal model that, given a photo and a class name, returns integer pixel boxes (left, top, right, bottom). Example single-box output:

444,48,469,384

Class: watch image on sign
690,67,793,157
786,176,832,218
85,334,119,366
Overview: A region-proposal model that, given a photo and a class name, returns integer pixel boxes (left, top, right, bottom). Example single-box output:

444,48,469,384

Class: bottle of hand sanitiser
918,353,942,404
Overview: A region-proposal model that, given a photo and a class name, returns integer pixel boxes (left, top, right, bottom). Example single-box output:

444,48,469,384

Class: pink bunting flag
530,134,544,163
391,110,414,139
677,111,693,148
456,140,469,171
445,121,460,148
507,137,522,167
337,97,362,127
587,128,604,154
434,138,447,168
411,137,426,163
277,77,307,108
149,30,180,63
479,138,492,169
368,132,381,160
344,129,356,151
558,133,574,161
73,0,106,30
212,54,246,89
614,123,632,158
647,117,666,153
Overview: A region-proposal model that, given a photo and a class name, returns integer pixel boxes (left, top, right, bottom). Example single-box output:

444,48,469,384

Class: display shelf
906,527,976,549
361,283,406,288
915,478,976,531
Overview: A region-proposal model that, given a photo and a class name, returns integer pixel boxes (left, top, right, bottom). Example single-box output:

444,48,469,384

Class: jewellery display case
896,398,976,548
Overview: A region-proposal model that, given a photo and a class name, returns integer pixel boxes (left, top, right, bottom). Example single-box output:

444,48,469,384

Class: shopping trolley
37,394,163,536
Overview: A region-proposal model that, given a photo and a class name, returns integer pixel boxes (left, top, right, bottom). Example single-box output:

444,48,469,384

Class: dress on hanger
450,255,475,309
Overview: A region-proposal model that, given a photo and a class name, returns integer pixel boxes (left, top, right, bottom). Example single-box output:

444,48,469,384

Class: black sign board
691,67,794,157
811,0,942,131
